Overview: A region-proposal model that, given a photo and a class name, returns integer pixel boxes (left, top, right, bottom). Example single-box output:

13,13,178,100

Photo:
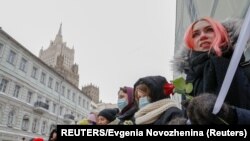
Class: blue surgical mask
139,97,150,109
117,98,128,111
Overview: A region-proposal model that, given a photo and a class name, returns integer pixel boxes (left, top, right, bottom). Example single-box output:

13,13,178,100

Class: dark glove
182,93,237,124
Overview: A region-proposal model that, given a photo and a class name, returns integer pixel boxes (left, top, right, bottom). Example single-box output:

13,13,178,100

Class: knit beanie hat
98,108,119,122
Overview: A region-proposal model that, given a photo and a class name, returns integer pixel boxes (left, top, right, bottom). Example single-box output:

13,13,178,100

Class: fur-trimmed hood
172,18,250,73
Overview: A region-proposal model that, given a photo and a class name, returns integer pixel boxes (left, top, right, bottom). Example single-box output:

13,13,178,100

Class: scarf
134,98,178,125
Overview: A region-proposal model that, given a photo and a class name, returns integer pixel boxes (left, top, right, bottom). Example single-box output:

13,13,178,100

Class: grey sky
0,0,176,103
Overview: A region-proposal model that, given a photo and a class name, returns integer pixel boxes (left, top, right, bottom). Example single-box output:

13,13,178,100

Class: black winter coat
117,105,138,125
185,51,250,110
153,107,184,125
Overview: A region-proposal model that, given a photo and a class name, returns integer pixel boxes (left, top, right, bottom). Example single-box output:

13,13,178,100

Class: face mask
139,97,150,109
117,98,128,110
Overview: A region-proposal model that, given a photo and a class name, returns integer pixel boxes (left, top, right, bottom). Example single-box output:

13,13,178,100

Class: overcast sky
0,0,176,104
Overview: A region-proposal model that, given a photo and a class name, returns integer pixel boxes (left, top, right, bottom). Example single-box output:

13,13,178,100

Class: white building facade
0,28,91,141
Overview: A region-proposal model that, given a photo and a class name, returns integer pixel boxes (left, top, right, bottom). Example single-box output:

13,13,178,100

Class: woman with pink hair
184,17,229,57
173,17,250,124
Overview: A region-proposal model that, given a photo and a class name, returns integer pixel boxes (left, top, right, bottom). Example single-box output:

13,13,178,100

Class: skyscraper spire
57,23,62,36
54,23,63,44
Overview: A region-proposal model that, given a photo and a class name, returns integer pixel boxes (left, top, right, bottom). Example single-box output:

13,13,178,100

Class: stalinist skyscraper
39,24,79,87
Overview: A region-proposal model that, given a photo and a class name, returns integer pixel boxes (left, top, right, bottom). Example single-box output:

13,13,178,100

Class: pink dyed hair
184,17,229,56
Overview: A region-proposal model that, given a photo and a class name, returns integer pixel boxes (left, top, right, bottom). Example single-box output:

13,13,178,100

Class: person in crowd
97,108,119,125
133,75,184,125
48,129,57,141
173,17,250,110
172,16,250,124
117,86,138,125
87,112,97,125
78,118,89,125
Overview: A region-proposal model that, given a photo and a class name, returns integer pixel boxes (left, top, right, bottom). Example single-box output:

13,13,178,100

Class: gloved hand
123,120,134,125
182,93,237,124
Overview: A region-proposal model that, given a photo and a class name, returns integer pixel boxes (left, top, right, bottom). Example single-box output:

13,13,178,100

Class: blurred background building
0,25,95,141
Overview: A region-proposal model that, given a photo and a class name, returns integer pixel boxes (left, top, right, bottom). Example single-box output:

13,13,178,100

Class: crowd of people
27,16,250,141
83,17,250,125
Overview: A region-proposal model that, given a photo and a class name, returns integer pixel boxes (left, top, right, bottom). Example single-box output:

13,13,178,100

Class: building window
0,79,8,93
87,102,89,110
7,110,14,127
0,43,3,56
53,103,56,113
72,93,75,102
59,106,63,116
61,86,65,96
13,85,20,98
46,99,49,106
48,77,53,88
67,89,70,100
31,67,38,79
55,82,59,92
41,121,47,135
37,96,42,101
83,99,86,108
26,91,32,103
32,118,38,133
78,96,81,106
19,58,27,72
22,115,29,131
40,72,46,84
7,50,16,65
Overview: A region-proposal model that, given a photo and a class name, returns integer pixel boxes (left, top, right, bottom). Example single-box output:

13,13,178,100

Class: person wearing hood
133,76,184,125
173,17,250,124
116,86,138,125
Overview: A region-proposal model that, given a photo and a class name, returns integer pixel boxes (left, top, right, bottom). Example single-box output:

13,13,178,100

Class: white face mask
117,98,128,111
139,97,150,109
